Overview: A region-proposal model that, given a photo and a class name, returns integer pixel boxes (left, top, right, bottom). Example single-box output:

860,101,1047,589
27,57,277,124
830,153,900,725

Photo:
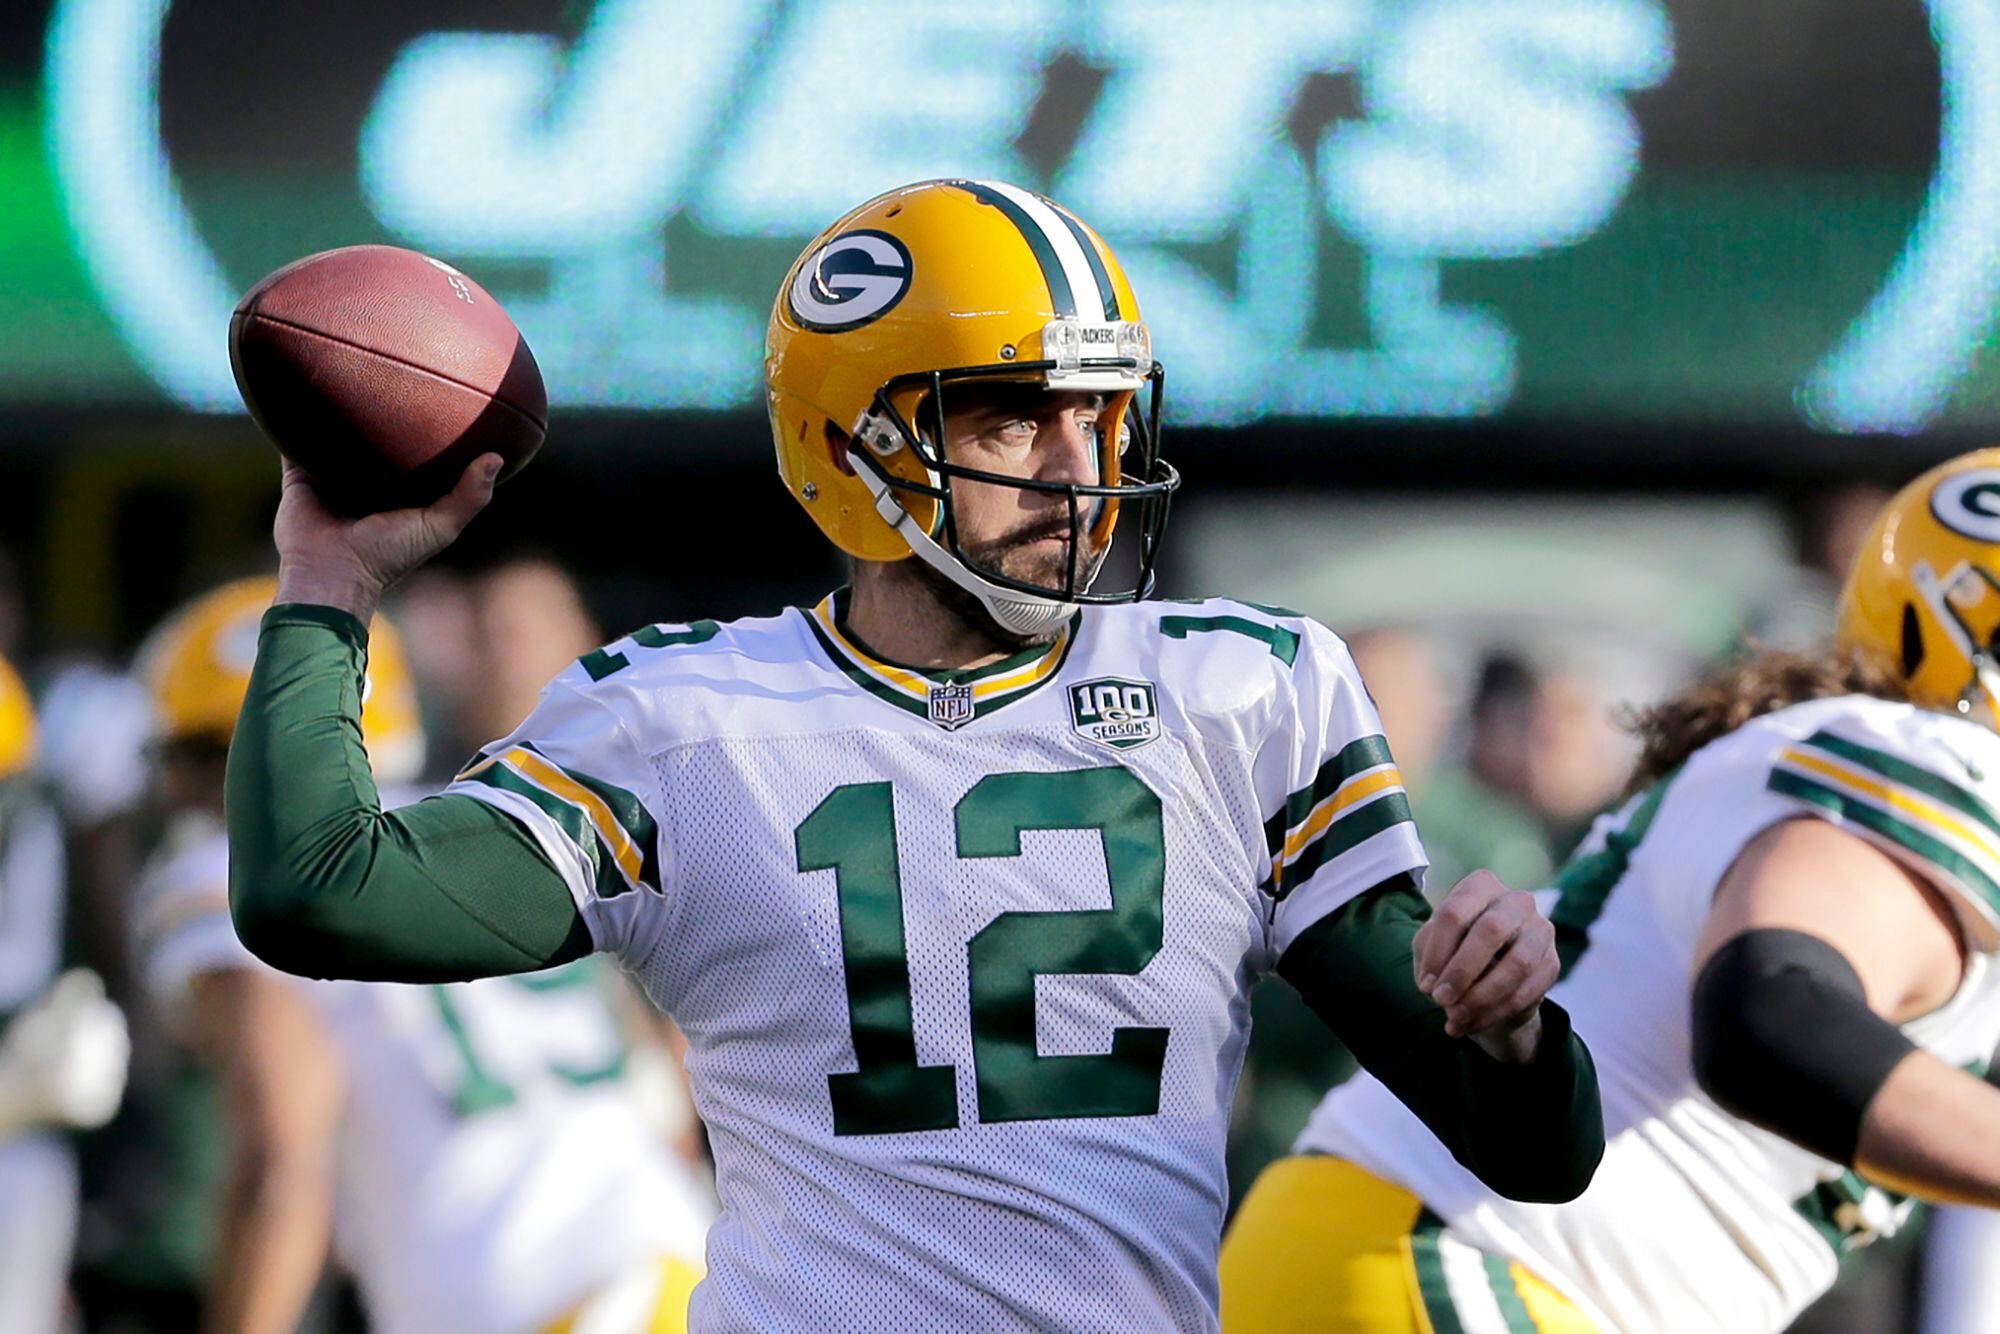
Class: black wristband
1690,928,1918,1165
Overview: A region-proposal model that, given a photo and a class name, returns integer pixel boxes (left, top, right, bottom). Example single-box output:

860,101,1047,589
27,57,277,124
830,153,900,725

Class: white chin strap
1970,660,2000,724
852,453,1079,639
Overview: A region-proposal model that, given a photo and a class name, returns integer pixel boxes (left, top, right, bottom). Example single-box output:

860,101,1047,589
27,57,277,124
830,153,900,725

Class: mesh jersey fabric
445,596,1428,1332
1299,694,2000,1334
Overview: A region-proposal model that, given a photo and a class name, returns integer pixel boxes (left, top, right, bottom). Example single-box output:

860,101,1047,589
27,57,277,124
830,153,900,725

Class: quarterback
227,180,1602,1331
1222,450,2000,1333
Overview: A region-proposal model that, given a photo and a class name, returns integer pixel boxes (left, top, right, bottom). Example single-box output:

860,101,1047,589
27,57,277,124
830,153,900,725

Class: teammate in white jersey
140,578,710,1334
224,180,1604,1331
0,652,128,1334
1221,449,2000,1333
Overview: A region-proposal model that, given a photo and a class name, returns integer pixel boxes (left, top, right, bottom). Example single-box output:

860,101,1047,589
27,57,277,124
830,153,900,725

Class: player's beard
918,509,1108,651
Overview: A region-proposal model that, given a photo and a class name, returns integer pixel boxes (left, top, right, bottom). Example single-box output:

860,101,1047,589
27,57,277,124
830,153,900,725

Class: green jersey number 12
794,766,1169,1136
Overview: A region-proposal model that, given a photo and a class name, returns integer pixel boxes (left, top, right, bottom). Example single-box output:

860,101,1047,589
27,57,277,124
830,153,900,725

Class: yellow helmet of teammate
1839,448,2000,722
0,652,35,782
140,577,424,784
766,179,1179,637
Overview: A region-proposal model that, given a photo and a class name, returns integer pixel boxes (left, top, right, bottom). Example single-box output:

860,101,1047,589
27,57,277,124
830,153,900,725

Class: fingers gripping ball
230,246,546,515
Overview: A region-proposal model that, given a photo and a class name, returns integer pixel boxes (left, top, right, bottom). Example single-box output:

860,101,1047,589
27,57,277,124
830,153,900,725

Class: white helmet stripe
973,179,1111,324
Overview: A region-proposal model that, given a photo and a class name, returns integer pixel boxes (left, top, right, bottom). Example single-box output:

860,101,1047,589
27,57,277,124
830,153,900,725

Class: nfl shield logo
927,681,976,731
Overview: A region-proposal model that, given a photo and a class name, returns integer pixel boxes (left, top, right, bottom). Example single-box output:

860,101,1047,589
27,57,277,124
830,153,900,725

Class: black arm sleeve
226,604,594,982
1277,875,1605,1203
1690,927,1918,1166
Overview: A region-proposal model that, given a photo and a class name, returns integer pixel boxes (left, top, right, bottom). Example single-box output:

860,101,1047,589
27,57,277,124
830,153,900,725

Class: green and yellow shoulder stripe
1262,733,1415,900
1768,727,2000,922
452,742,661,901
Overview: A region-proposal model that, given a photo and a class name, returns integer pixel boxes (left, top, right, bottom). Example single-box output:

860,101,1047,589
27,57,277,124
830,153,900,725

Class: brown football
229,245,546,515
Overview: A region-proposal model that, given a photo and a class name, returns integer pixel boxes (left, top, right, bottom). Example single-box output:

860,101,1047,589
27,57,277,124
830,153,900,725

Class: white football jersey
442,593,1427,1332
1300,694,2000,1334
134,812,714,1334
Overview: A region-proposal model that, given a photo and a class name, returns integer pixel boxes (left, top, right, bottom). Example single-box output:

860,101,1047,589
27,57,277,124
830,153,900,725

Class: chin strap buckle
851,408,908,460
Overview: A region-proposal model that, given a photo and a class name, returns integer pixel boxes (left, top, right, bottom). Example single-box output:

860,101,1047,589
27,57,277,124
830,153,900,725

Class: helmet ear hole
1902,602,1926,677
823,422,856,476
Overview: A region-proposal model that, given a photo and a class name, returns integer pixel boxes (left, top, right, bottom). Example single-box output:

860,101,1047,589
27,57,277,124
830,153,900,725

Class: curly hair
1624,645,1914,793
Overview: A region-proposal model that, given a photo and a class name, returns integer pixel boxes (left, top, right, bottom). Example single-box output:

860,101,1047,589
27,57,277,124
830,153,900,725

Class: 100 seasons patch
1068,678,1160,751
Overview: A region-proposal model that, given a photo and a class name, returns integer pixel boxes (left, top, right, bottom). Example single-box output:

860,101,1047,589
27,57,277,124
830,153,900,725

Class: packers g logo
1931,470,2000,542
787,230,914,333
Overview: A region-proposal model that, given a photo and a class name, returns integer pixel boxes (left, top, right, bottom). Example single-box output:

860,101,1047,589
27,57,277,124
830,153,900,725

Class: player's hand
273,453,501,621
1413,869,1559,1062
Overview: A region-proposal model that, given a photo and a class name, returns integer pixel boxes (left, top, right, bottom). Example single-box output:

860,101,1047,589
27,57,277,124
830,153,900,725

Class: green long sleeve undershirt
231,607,1605,1202
1277,879,1606,1203
226,605,591,981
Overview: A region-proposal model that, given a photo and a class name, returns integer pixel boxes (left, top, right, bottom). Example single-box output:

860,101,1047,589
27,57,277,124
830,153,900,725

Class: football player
0,652,128,1334
133,578,711,1334
225,180,1602,1331
1220,450,2000,1332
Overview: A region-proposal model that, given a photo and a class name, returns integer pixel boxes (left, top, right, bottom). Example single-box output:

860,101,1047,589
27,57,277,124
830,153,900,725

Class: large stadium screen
2,1,1990,440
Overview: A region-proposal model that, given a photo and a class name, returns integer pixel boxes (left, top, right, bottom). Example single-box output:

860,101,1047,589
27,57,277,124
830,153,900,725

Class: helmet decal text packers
1930,469,2000,543
787,230,914,333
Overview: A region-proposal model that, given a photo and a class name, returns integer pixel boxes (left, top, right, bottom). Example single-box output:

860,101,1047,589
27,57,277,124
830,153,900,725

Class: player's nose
1034,410,1099,487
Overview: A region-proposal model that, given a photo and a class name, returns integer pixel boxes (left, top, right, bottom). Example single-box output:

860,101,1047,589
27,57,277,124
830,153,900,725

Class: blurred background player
1220,449,2000,1332
130,577,712,1334
389,557,611,786
0,649,129,1333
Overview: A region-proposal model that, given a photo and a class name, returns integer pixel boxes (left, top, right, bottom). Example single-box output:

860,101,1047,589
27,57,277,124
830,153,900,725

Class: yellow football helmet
140,577,424,784
1839,448,2000,721
766,179,1178,637
0,652,35,782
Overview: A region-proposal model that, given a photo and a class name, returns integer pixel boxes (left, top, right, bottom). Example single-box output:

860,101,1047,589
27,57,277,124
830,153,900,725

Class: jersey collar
803,590,1078,728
